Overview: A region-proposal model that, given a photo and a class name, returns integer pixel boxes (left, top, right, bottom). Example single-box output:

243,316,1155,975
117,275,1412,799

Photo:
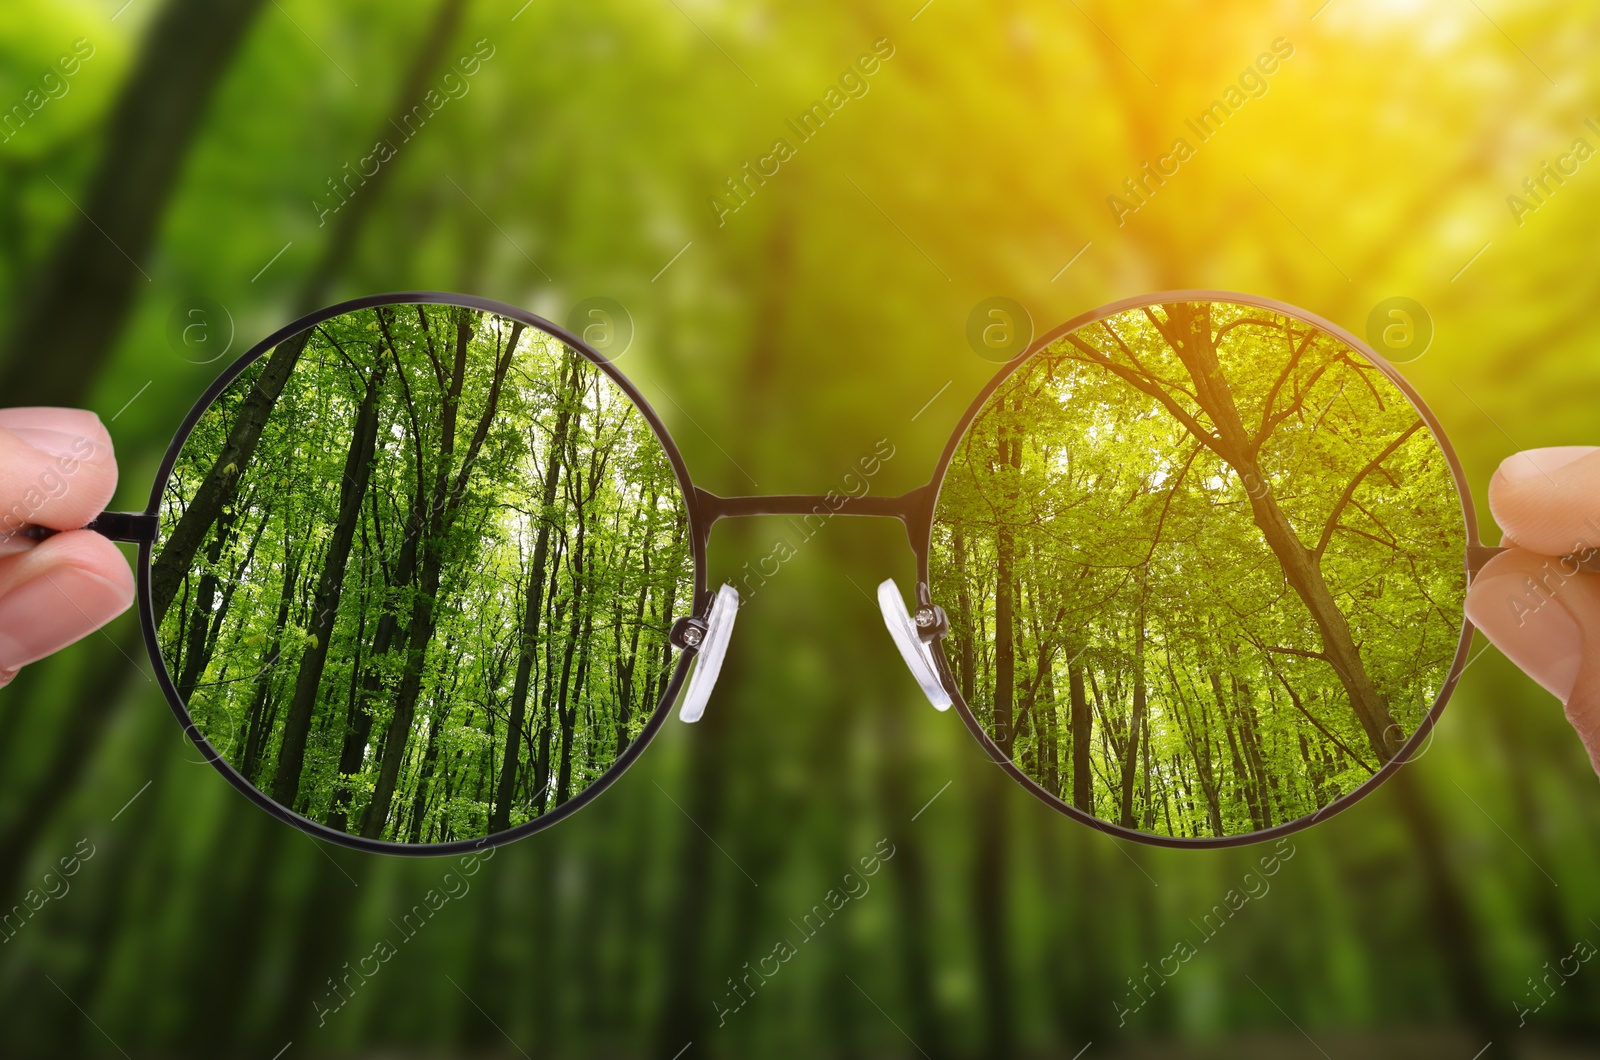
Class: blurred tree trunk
297,0,471,307
1391,770,1512,1051
971,765,1014,1058
0,0,268,403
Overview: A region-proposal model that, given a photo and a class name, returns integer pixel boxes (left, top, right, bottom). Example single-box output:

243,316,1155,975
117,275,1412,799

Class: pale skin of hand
1464,446,1600,778
0,408,135,689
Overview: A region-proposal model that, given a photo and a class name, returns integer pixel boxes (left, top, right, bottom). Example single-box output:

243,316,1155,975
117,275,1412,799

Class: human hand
0,408,134,689
1464,446,1600,776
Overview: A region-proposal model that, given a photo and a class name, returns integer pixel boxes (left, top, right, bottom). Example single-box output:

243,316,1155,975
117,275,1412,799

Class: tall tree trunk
1041,658,1059,797
1069,657,1092,811
993,413,1019,759
0,0,269,404
152,330,308,625
490,353,579,831
1118,600,1146,829
174,504,238,702
242,545,302,782
268,355,389,807
552,549,587,808
951,530,977,703
361,309,515,837
1159,302,1406,760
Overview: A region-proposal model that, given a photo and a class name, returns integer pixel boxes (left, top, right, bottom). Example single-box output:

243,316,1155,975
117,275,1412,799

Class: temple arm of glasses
1468,544,1600,576
8,512,157,545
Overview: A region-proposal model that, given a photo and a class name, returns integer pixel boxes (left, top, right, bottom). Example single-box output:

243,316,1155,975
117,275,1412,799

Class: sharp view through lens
153,304,694,844
933,300,1468,840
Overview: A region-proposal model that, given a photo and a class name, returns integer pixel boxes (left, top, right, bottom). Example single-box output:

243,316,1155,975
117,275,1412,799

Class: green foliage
155,304,693,842
934,301,1466,837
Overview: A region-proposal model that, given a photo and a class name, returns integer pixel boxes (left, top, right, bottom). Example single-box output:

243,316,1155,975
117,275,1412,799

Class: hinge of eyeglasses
912,582,948,645
670,615,708,650
12,511,158,545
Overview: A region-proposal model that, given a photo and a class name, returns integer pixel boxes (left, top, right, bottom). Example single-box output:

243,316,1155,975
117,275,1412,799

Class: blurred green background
2,0,1599,1055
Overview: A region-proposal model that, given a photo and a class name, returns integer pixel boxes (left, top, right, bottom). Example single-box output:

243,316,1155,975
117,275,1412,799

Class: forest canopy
154,303,694,845
931,300,1467,840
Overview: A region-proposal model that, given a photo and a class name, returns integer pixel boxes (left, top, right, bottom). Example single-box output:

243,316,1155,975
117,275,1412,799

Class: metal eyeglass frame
48,289,1571,855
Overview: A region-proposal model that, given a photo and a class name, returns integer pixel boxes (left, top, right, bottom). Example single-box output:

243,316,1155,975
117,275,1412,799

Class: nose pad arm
877,579,953,710
675,583,741,722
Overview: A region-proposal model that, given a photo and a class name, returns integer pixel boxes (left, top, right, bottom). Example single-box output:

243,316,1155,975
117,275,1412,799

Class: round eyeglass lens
151,301,695,846
931,298,1468,840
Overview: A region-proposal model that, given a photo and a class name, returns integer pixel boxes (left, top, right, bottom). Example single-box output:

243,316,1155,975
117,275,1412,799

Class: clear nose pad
877,578,952,710
677,583,741,722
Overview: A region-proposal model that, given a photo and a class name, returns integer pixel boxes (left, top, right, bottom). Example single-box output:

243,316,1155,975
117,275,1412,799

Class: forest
932,300,1469,839
8,1,1600,1054
153,303,694,844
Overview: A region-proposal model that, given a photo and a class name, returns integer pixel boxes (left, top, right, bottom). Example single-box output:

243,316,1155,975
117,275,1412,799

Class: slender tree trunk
993,416,1018,759
269,356,389,807
1160,302,1405,760
490,353,579,831
242,546,301,782
361,309,517,838
152,330,308,625
1069,658,1092,811
175,505,238,702
951,530,977,703
1118,601,1146,829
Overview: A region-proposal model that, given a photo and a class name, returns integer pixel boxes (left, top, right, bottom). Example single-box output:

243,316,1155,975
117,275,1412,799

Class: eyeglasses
30,289,1578,855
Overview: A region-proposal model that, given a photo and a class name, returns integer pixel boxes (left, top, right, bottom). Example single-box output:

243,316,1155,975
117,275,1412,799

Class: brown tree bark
268,353,389,808
361,310,516,837
151,330,308,625
0,0,269,404
1069,659,1092,811
1118,599,1147,829
489,352,579,831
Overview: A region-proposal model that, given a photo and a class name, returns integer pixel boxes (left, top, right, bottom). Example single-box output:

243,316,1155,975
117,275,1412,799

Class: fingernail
8,427,92,460
0,568,131,671
1466,571,1583,701
1496,447,1595,485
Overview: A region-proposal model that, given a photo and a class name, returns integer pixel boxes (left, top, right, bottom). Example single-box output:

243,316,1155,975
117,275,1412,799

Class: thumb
1465,548,1600,775
1487,446,1600,557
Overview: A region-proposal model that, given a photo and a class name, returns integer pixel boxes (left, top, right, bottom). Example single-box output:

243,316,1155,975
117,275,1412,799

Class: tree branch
1314,420,1424,559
